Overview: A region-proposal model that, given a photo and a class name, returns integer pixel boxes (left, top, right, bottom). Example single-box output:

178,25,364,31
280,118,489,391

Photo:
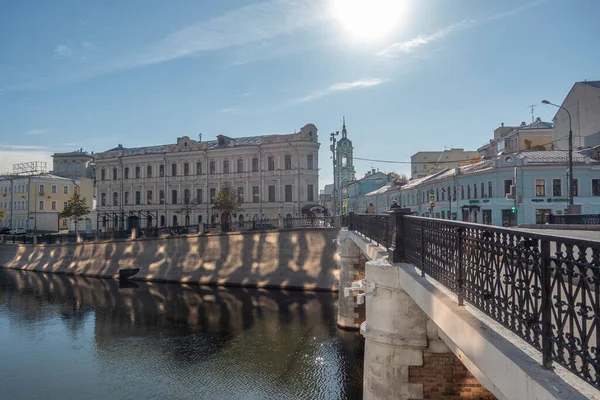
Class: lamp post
542,100,574,208
330,131,339,215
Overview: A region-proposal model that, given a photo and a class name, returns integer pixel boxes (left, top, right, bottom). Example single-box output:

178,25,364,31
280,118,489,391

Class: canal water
0,270,364,400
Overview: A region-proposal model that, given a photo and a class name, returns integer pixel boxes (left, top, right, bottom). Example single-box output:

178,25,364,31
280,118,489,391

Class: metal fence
549,213,600,225
347,213,394,250
347,211,600,389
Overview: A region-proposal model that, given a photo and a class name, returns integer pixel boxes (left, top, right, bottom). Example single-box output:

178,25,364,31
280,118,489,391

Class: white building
94,124,320,230
411,148,479,179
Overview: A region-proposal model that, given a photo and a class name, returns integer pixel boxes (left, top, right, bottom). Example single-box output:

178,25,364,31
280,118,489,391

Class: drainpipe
8,177,13,228
205,151,209,222
259,144,263,217
163,152,168,226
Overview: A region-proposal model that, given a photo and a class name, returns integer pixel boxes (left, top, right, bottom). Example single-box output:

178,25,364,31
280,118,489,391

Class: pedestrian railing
346,209,600,390
549,213,600,225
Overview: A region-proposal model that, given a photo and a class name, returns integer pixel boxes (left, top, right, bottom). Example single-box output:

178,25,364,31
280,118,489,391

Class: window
63,186,68,194
160,215,165,227
552,179,562,196
113,192,118,206
252,158,259,172
159,190,165,204
237,159,243,173
210,188,216,203
171,163,177,176
63,201,68,210
593,179,600,196
573,179,579,196
196,189,202,203
535,179,545,197
481,182,485,198
268,185,275,202
453,186,456,201
101,169,106,181
135,191,141,205
39,201,44,211
147,190,153,204
159,165,164,177
125,167,129,179
184,189,190,204
74,186,78,195
124,192,129,205
39,184,45,194
51,201,57,210
467,185,471,199
473,184,477,199
62,219,68,227
307,184,314,202
209,161,215,174
51,185,57,194
184,163,190,176
113,168,118,180
285,185,292,202
536,209,552,224
504,180,513,196
284,155,292,170
147,166,152,177
488,182,492,198
101,193,106,206
268,156,275,171
223,160,229,174
252,186,259,203
441,189,445,201
461,185,464,200
237,187,244,203
171,190,178,204
307,154,314,170
196,162,202,175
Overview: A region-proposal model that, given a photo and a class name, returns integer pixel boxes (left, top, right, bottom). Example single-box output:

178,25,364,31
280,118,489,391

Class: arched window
253,214,259,221
185,215,190,226
172,215,178,226
198,215,202,224
147,215,152,228
341,154,348,167
160,215,165,227
238,214,244,223
286,213,292,219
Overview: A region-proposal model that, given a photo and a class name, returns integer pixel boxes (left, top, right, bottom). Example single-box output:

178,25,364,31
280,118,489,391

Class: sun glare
331,0,407,42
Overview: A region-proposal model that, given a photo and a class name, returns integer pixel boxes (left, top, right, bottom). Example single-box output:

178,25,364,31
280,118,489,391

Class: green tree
212,182,242,232
60,193,91,233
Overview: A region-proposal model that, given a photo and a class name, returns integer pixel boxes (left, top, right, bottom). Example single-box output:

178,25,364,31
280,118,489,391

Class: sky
1,0,599,189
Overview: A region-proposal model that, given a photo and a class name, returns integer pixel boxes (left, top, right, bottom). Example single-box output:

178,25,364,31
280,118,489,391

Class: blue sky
1,0,599,188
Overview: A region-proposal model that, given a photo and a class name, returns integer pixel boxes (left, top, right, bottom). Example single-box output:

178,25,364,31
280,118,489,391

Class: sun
331,0,407,42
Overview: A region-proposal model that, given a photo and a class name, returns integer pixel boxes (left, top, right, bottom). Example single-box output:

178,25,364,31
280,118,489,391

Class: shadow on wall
0,229,340,291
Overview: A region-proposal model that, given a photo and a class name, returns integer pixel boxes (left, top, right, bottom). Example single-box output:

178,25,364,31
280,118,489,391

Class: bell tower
335,117,356,190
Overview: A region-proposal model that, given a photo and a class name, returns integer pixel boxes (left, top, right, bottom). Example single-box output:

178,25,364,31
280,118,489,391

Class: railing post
388,208,411,263
420,219,425,277
456,227,464,306
540,238,553,369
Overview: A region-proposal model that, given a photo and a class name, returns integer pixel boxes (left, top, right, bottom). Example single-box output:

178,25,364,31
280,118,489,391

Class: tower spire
342,116,347,138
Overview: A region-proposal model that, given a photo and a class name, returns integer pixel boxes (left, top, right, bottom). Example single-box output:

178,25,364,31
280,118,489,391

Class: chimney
501,122,504,127
536,117,541,122
372,168,376,174
521,121,526,126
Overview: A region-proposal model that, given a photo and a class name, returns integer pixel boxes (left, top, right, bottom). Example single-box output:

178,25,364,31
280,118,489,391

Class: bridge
338,210,600,400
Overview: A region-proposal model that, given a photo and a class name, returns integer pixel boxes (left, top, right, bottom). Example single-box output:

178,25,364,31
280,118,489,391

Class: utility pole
330,131,339,215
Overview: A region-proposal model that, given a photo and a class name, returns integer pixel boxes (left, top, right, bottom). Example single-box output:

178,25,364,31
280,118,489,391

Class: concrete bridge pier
337,236,365,329
361,258,429,400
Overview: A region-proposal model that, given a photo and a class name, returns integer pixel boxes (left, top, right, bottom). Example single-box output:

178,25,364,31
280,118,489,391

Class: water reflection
0,270,363,400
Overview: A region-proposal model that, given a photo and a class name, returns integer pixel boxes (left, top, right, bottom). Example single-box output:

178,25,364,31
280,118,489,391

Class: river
0,270,364,400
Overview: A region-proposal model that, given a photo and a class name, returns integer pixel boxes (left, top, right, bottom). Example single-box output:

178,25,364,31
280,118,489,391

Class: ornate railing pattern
549,214,600,225
346,211,600,389
348,213,394,250
283,217,335,229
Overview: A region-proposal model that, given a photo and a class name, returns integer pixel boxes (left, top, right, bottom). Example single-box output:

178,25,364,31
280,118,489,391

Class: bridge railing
548,213,600,224
347,212,394,250
346,209,600,390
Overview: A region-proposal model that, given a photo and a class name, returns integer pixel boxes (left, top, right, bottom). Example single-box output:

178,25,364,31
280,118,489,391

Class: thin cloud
378,0,548,58
24,129,50,136
220,108,238,113
0,145,49,150
297,78,387,103
236,92,251,97
0,150,53,174
54,45,73,58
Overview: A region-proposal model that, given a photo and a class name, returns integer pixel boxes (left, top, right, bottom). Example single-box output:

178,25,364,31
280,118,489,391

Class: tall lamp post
541,100,574,209
330,131,339,215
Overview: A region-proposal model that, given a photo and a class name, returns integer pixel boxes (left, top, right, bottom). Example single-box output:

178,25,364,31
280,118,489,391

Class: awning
302,204,326,214
461,205,480,210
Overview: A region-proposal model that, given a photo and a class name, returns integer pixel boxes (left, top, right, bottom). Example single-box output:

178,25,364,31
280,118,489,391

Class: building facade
553,81,600,152
94,124,320,230
52,149,96,181
0,175,94,232
411,148,479,179
342,170,389,213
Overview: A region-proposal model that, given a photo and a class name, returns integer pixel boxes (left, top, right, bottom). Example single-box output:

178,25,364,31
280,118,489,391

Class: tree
0,208,5,224
212,182,243,232
60,193,91,233
388,171,409,182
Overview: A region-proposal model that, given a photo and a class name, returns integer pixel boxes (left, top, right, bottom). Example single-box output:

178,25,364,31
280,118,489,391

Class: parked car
0,227,10,234
9,227,26,235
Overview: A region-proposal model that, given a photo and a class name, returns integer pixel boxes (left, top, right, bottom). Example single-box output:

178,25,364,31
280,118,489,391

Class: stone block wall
0,229,340,291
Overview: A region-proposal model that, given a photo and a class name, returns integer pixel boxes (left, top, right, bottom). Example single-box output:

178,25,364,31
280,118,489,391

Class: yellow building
0,174,94,233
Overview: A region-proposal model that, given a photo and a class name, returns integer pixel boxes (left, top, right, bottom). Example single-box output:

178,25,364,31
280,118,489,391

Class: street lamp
542,100,574,208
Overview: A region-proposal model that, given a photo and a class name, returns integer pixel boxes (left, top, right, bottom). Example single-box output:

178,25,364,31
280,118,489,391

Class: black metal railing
283,217,335,229
348,213,394,250
346,211,600,389
549,213,600,225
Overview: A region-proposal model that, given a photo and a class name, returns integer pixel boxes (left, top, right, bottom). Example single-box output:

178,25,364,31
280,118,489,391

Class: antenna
527,105,537,123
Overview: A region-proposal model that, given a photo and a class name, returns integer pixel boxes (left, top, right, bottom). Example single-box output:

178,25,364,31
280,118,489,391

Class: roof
581,81,600,89
365,181,399,196
52,151,93,157
0,173,77,182
517,120,553,130
516,150,597,164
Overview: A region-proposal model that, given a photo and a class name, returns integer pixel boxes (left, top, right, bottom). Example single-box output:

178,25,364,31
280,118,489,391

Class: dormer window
218,136,225,145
